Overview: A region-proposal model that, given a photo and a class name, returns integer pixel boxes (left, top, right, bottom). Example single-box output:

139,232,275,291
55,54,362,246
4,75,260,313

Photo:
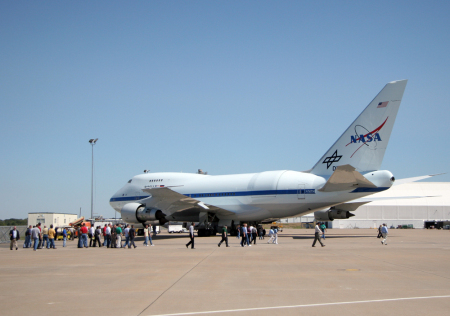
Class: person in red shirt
103,224,107,246
80,223,89,248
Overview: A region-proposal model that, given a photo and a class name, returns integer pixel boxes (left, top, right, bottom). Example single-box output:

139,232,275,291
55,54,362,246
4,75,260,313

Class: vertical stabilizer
310,80,407,176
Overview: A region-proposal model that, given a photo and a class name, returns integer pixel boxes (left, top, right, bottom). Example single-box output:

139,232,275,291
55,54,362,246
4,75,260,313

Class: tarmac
1,228,450,316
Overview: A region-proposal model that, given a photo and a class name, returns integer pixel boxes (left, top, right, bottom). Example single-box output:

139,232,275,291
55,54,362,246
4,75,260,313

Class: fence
0,226,27,244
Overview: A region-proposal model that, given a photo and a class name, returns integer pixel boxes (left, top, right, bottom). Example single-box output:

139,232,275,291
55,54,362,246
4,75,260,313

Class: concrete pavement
1,228,450,316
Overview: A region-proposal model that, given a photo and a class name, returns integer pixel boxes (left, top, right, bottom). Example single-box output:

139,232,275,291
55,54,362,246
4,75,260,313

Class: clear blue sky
1,1,449,220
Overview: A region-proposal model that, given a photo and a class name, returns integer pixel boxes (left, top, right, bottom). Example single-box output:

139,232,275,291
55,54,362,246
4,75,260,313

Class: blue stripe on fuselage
109,189,316,202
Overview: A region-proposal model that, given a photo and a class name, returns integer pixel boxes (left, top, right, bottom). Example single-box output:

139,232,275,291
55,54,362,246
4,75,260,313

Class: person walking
116,224,123,248
320,222,327,240
247,225,253,244
312,222,325,247
47,224,56,249
123,225,130,248
37,223,43,249
111,224,117,248
128,225,137,248
77,226,82,248
105,224,112,248
258,226,264,240
240,224,250,247
42,225,49,249
273,227,278,244
102,224,107,246
252,226,257,245
377,225,383,239
381,223,389,245
236,225,240,239
143,224,154,246
9,226,20,250
218,225,229,247
24,225,32,248
80,223,89,248
267,228,275,244
94,226,102,247
62,227,67,247
31,225,40,251
186,222,195,249
89,225,95,247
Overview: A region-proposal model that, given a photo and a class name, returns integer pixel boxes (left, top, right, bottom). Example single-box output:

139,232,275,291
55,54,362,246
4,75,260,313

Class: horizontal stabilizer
393,173,445,186
318,164,377,192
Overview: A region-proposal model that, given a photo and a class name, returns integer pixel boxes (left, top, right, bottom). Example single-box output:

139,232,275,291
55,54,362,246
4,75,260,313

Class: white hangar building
280,182,450,229
330,182,450,229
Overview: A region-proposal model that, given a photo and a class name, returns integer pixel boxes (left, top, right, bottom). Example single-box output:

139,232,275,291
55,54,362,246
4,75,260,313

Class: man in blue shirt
62,228,67,247
381,223,389,245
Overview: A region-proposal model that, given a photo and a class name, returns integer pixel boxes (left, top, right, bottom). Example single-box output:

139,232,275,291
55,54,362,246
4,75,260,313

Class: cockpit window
127,179,132,183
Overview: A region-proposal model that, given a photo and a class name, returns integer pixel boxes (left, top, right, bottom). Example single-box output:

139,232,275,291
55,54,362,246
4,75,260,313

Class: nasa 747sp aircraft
110,80,420,234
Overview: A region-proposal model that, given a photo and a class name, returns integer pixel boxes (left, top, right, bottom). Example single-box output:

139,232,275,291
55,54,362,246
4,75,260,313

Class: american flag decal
377,101,389,108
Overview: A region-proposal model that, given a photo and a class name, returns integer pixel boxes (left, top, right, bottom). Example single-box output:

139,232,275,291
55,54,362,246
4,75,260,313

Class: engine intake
314,208,355,221
120,203,167,224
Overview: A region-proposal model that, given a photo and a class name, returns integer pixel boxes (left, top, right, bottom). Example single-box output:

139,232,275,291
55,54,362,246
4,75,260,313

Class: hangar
281,182,450,229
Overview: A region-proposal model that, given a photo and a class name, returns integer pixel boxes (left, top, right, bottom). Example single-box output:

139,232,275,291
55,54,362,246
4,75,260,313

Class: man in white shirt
381,223,389,245
273,228,278,244
123,225,130,248
89,225,95,247
186,223,195,249
312,223,325,247
105,225,111,248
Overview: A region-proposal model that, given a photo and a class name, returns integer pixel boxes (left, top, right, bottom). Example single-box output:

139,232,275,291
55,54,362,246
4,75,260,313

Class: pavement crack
137,249,217,316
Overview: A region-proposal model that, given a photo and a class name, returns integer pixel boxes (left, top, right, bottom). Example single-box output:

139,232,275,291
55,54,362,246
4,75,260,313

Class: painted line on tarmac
146,294,450,316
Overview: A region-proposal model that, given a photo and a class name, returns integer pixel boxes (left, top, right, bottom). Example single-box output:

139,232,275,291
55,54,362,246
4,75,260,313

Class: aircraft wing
141,187,235,216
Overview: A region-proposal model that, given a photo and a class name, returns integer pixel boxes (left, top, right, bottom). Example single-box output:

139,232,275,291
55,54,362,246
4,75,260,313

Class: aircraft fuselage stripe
109,187,388,202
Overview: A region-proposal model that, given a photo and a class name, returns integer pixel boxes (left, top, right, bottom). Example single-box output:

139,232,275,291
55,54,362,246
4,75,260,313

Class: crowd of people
18,222,156,251
10,221,349,251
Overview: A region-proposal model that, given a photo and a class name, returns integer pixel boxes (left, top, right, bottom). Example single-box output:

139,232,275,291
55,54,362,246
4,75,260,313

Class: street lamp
89,138,98,219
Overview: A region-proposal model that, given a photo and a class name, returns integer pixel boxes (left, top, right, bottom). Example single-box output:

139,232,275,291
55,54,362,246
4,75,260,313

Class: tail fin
310,80,408,176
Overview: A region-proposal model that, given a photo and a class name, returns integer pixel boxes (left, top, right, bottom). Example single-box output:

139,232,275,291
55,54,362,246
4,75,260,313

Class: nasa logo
350,133,382,144
346,117,388,158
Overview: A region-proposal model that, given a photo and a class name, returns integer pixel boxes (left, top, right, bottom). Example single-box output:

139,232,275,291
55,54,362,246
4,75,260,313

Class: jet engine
314,207,355,221
120,203,167,225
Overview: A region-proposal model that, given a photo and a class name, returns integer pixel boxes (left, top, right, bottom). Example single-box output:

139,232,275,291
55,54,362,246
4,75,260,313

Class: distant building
280,182,450,229
28,212,78,227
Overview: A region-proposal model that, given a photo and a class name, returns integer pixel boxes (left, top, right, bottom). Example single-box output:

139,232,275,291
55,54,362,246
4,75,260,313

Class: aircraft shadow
289,235,377,239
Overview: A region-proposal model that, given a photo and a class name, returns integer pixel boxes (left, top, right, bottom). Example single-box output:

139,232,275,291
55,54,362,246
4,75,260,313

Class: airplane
109,79,435,235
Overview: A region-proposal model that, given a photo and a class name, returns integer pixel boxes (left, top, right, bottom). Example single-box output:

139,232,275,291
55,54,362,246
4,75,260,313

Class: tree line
0,218,27,226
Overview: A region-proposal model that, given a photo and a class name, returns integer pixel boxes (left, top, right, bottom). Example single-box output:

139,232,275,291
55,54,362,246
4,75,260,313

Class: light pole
89,138,98,219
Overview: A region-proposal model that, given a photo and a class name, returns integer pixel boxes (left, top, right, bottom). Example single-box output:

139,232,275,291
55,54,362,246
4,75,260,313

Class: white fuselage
110,170,392,224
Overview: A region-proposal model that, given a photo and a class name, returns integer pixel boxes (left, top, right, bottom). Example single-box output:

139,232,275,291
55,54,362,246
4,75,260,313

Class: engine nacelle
314,208,355,221
120,203,167,224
